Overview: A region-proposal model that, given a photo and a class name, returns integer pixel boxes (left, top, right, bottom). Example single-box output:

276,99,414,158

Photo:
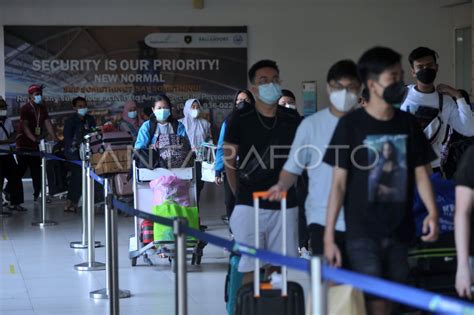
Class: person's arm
63,119,74,150
267,120,309,200
455,185,473,299
223,142,238,195
415,164,439,242
22,120,37,143
134,121,150,149
214,121,226,183
324,167,347,267
44,119,59,141
267,170,298,201
437,84,474,137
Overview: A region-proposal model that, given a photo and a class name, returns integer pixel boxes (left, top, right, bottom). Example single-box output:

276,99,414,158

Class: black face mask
416,68,437,85
381,81,407,108
236,100,251,110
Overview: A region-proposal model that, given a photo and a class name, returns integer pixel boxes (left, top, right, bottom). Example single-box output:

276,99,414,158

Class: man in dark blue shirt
63,97,95,212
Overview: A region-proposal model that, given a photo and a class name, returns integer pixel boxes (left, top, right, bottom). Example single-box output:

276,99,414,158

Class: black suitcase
235,192,305,315
408,233,456,275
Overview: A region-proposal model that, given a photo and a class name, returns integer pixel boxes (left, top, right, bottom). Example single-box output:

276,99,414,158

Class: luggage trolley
128,160,203,269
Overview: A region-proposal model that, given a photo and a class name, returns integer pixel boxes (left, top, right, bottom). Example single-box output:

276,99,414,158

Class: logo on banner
184,35,193,44
233,34,244,46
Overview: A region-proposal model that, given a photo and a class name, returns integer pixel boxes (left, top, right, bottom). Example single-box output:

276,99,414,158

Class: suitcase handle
252,191,288,298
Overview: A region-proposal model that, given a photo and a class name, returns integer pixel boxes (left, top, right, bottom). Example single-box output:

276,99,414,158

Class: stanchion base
31,220,58,227
0,211,12,218
89,288,131,299
74,261,106,271
70,241,103,249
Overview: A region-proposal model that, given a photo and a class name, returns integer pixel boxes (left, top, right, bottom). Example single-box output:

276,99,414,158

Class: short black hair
408,47,438,68
357,47,401,87
361,87,370,102
72,96,87,107
248,59,279,84
327,59,359,83
280,89,296,101
154,94,171,107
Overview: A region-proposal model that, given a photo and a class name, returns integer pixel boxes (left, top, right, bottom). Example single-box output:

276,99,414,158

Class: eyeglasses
329,82,361,93
256,77,281,86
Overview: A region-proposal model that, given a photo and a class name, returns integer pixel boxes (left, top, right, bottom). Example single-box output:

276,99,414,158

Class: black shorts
345,237,409,299
308,223,347,266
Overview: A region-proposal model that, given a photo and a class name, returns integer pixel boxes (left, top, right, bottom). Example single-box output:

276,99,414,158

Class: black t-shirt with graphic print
323,108,436,242
455,145,474,255
225,105,301,210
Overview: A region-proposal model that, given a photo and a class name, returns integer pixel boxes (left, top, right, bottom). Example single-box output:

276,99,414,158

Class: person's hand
215,176,223,185
378,184,391,195
421,213,439,242
324,241,342,267
437,84,462,99
266,183,286,201
456,266,472,299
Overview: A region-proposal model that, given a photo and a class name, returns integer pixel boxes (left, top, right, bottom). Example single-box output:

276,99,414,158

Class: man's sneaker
299,247,311,260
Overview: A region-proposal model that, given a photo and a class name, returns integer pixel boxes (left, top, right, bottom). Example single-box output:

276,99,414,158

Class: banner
3,26,248,136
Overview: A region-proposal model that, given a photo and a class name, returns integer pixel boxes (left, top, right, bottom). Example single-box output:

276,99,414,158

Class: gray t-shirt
283,108,345,231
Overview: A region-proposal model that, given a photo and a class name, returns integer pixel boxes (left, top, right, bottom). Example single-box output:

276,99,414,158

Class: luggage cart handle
252,190,288,298
252,191,287,200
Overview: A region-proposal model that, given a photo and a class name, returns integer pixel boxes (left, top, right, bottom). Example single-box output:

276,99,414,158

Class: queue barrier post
310,256,327,315
174,217,188,315
74,166,105,271
90,178,130,300
32,140,57,227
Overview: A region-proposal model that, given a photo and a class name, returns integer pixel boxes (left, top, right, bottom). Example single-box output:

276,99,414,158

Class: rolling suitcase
408,233,457,296
114,173,133,196
235,191,305,315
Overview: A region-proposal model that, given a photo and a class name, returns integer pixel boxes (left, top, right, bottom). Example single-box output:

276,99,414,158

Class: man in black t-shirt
224,60,301,283
455,145,474,299
323,47,439,315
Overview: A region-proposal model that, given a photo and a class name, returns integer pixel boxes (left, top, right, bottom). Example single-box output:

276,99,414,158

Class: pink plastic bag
149,175,191,206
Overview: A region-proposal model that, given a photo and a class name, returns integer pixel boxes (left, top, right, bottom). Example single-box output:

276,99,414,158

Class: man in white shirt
267,60,361,258
401,47,474,172
0,97,26,212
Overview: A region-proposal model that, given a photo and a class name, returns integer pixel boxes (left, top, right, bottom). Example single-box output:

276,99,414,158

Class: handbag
201,143,216,183
154,134,193,169
152,200,199,242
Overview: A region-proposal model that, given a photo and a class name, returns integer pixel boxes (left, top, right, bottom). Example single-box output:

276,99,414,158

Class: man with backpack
401,47,474,173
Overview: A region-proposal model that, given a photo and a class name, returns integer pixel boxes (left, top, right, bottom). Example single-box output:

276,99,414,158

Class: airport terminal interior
1,0,474,315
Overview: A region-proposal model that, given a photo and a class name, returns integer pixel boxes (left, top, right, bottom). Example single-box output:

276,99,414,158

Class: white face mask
0,110,7,117
190,109,200,118
329,89,358,112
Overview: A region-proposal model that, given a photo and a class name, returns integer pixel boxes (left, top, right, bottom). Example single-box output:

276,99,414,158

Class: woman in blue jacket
135,95,188,150
215,89,255,222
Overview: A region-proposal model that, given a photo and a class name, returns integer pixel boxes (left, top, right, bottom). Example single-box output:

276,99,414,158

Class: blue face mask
77,108,88,116
154,108,171,121
34,95,42,105
127,111,137,119
257,83,282,105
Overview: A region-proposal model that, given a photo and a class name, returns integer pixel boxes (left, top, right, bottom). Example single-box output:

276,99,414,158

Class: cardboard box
94,161,130,175
90,149,131,165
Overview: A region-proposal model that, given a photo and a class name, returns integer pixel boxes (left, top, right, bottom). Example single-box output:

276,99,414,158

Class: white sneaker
299,247,311,260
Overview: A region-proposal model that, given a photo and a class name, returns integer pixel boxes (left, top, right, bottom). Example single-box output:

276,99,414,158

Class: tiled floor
0,182,309,315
